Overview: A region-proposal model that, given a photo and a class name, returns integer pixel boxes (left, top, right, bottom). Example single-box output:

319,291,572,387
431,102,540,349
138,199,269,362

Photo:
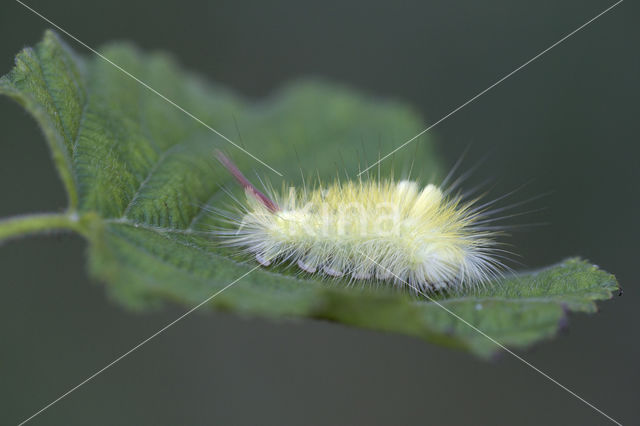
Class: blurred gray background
1,0,638,424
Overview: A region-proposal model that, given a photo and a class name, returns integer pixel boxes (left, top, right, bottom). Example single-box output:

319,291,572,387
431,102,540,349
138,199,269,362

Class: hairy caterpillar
214,151,508,293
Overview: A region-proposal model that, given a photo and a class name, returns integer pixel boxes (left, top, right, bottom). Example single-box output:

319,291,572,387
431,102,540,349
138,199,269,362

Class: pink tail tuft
214,150,279,212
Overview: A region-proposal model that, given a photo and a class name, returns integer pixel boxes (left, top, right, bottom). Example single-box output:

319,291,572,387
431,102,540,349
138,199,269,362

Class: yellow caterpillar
215,151,506,293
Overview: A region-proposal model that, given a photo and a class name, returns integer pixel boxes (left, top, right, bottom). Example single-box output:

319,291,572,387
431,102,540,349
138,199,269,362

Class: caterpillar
214,150,508,293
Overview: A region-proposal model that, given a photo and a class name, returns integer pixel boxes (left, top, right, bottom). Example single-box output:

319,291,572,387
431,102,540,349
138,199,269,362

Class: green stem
0,212,84,242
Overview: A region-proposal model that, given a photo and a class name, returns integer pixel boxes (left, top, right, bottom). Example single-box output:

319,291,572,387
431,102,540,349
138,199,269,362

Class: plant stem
0,212,83,243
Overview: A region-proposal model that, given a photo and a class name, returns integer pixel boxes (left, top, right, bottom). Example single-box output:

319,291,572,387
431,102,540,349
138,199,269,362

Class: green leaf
0,30,619,358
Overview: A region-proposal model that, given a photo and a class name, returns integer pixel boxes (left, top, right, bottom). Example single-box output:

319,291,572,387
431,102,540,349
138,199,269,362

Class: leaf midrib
106,219,615,307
